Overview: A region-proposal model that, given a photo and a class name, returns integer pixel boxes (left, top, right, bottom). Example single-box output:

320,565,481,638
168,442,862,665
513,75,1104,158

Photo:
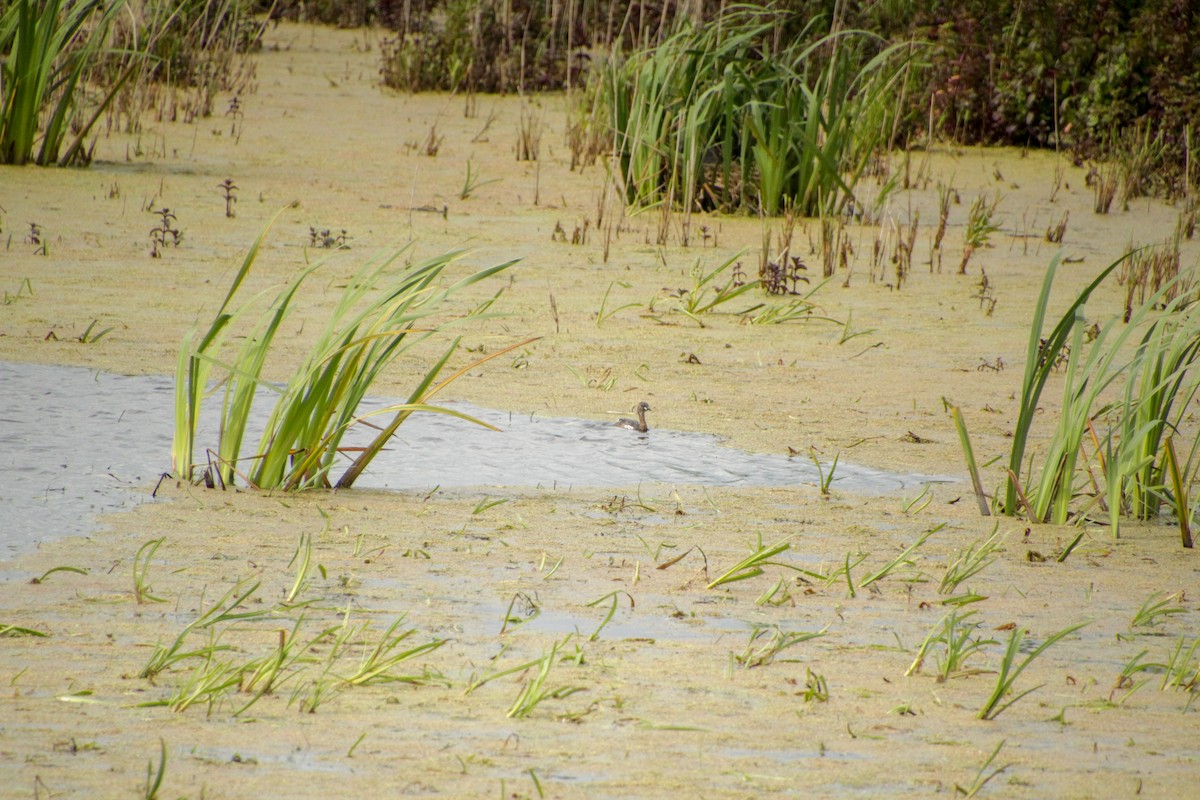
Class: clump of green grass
733,623,827,669
978,621,1089,720
906,609,996,681
671,254,762,326
506,638,586,719
172,211,527,490
139,579,262,680
1127,591,1186,634
1159,636,1200,707
140,584,446,716
707,535,796,589
939,525,1006,595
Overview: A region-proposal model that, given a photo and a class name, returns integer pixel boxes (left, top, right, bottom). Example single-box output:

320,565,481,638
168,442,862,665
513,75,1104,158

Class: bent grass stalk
955,740,1010,799
835,551,869,598
31,565,87,583
747,287,838,325
585,591,634,641
903,485,934,515
596,280,639,326
133,538,167,604
0,624,47,638
463,644,534,695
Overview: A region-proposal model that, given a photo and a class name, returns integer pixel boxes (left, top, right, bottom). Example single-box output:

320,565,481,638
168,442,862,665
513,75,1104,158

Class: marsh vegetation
2,2,1199,798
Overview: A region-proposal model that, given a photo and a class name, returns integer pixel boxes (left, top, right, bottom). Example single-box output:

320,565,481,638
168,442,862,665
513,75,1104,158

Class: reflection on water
0,361,951,554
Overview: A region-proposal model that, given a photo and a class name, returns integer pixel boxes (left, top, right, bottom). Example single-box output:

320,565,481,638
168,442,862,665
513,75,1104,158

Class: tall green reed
173,212,521,490
0,0,130,165
999,252,1128,520
1107,304,1200,525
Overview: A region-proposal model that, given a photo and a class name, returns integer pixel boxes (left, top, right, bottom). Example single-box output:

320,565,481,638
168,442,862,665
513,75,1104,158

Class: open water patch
0,361,952,555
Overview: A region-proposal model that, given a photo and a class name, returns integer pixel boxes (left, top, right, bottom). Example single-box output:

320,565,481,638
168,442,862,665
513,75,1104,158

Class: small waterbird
615,401,652,432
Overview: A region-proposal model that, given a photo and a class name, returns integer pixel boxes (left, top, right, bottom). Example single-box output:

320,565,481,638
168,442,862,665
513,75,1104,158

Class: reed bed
956,251,1200,544
595,5,919,218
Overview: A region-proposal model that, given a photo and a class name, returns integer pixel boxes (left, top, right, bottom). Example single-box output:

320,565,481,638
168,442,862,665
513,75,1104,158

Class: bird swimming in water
615,401,651,432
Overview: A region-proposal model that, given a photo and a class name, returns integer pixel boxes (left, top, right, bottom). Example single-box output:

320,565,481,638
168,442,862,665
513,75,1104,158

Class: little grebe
615,401,651,432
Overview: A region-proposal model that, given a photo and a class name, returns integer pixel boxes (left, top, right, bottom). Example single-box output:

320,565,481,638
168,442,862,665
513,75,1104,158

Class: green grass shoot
1128,591,1186,633
734,623,828,668
707,534,797,589
954,739,1010,798
939,524,1005,595
0,623,48,638
507,638,586,719
585,590,634,641
133,538,167,604
860,524,939,588
141,739,168,800
978,621,1089,720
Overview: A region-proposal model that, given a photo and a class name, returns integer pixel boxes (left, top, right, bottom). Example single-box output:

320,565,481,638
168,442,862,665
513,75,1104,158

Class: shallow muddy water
0,360,945,554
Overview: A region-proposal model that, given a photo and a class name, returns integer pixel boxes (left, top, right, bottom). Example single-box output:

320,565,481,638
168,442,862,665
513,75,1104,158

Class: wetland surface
1,23,1198,799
